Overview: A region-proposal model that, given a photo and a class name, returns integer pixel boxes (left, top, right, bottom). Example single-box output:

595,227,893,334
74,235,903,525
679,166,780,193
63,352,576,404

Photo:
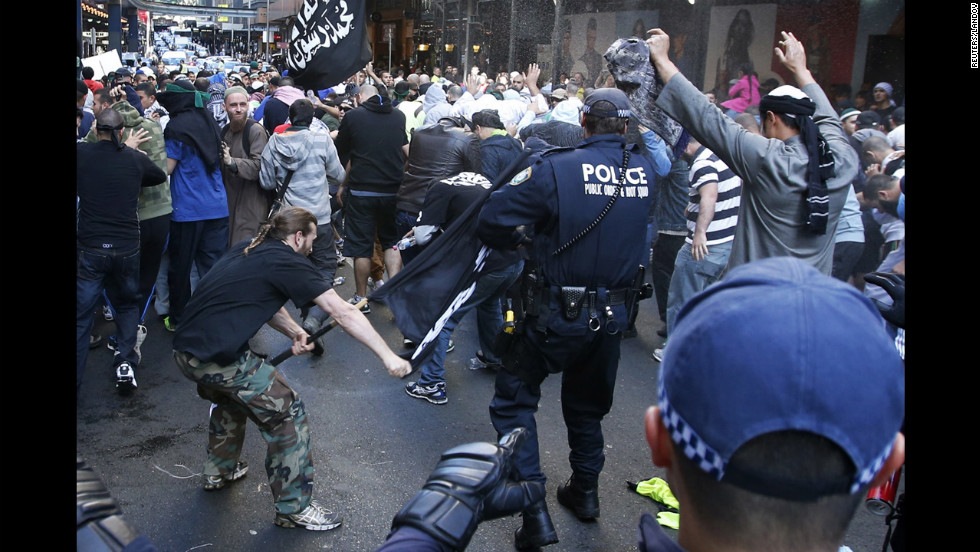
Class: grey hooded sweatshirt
259,126,346,222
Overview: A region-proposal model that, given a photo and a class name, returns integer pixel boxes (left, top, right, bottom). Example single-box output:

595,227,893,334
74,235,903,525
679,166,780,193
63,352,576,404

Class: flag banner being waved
370,151,534,369
285,0,372,91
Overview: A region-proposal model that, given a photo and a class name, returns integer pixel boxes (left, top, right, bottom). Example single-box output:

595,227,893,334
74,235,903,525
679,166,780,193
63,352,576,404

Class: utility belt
494,282,632,361
521,264,651,335
496,263,652,356
517,276,632,335
542,286,629,334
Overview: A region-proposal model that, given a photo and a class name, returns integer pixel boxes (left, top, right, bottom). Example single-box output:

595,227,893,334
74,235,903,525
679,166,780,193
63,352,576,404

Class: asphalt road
77,263,901,552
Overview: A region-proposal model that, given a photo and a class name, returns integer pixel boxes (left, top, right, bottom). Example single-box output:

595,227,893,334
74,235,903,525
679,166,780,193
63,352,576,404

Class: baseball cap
839,108,860,122
658,257,904,499
582,88,631,118
550,88,568,100
115,67,133,79
856,110,881,129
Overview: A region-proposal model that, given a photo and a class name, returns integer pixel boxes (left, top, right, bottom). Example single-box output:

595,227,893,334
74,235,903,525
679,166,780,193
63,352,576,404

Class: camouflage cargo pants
174,350,314,515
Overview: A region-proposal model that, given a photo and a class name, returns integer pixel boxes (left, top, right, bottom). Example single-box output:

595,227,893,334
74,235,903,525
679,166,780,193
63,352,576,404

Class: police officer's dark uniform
476,88,657,550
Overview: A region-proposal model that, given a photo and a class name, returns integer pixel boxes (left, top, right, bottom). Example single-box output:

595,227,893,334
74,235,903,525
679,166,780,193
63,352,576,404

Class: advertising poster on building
613,10,660,41
561,12,615,85
703,4,778,98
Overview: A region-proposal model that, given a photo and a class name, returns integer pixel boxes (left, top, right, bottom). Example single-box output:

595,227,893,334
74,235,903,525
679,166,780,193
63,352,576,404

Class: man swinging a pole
173,205,411,531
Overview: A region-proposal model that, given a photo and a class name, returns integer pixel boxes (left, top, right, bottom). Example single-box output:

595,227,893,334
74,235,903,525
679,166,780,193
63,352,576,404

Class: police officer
476,88,657,550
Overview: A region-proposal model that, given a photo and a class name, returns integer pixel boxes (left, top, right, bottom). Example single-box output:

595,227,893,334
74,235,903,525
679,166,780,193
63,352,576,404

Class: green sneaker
163,315,176,332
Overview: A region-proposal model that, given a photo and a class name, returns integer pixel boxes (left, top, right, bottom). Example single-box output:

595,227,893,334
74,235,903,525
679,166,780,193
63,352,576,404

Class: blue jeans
77,244,141,393
394,210,421,266
665,240,732,335
417,260,524,386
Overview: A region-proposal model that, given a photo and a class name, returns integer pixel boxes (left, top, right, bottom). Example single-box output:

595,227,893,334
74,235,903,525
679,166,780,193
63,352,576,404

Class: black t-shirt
419,172,522,273
174,239,330,365
76,140,168,250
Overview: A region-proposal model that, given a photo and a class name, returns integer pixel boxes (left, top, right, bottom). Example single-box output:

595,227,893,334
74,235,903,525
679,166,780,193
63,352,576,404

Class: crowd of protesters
77,31,904,551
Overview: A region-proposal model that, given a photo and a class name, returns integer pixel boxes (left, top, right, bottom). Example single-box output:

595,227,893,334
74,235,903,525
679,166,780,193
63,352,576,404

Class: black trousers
489,322,621,487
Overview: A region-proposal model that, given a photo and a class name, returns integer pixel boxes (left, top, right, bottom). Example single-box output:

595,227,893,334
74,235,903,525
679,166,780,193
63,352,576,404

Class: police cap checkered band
658,257,905,500
582,87,631,118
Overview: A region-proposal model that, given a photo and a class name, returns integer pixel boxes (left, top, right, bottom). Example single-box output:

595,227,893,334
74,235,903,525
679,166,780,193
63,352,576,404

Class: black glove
477,224,533,250
390,428,545,551
863,271,905,329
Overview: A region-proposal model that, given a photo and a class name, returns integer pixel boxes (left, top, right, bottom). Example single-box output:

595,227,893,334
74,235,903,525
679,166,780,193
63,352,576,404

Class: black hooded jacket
335,94,408,193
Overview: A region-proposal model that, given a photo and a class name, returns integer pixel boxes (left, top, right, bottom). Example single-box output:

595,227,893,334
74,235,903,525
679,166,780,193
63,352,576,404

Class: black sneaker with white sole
302,316,325,357
115,362,137,392
348,295,370,314
405,381,448,405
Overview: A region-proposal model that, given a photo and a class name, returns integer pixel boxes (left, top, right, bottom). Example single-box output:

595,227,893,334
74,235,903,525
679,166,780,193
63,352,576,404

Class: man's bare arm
692,182,718,262
268,307,314,356
313,289,411,378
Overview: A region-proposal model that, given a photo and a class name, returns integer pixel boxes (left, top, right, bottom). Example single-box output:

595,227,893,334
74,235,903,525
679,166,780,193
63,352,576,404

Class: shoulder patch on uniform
509,167,532,186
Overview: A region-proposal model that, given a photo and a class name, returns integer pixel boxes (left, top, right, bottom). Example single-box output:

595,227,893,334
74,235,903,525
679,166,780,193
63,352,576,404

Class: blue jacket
479,132,524,183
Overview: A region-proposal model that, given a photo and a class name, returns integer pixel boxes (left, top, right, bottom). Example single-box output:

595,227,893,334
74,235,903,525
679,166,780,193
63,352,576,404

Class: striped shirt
686,146,741,245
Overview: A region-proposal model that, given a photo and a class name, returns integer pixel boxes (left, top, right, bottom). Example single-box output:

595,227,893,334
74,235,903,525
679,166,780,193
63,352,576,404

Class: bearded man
221,85,271,246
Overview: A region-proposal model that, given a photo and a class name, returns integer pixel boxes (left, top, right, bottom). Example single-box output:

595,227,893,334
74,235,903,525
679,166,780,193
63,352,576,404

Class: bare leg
354,257,371,298
383,247,402,281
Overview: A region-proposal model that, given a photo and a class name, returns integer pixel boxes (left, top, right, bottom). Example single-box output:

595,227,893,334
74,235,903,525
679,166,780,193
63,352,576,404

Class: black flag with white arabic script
369,151,534,369
285,0,372,91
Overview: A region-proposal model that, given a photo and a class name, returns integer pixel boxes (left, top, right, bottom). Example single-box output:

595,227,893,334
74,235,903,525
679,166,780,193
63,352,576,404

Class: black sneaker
115,362,137,392
403,337,416,348
302,316,325,357
405,381,448,405
475,350,503,370
348,295,370,314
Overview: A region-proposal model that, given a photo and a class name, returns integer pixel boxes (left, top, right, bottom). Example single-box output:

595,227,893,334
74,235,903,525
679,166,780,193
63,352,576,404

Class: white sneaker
103,305,114,321
274,499,343,531
651,347,664,362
